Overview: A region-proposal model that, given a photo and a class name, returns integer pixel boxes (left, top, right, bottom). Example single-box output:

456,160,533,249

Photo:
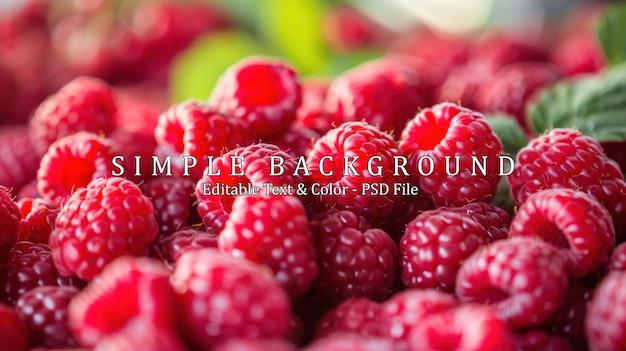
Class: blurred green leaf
596,3,626,66
485,114,528,158
258,0,329,75
324,49,383,76
170,30,264,102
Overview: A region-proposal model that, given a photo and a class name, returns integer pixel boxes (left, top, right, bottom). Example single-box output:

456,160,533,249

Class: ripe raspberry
513,330,573,351
68,256,176,348
0,302,29,351
49,177,158,281
399,102,504,207
0,186,20,261
315,297,382,338
378,289,458,346
436,60,497,110
455,237,569,329
509,189,615,277
400,209,492,291
0,126,40,196
16,197,57,244
0,241,81,305
295,78,331,135
306,121,406,225
37,132,118,206
209,56,302,139
170,248,291,349
473,63,562,130
609,242,626,272
195,143,303,233
408,304,515,351
93,324,187,351
213,338,297,351
324,59,430,136
310,210,397,303
149,228,218,269
302,333,395,351
441,202,510,241
551,30,606,77
141,177,197,236
29,76,117,155
586,271,626,351
154,100,250,179
15,285,79,348
471,34,548,67
547,280,592,348
508,128,626,241
219,195,317,299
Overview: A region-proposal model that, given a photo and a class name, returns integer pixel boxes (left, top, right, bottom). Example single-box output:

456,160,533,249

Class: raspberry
219,195,318,299
36,132,118,206
29,76,117,155
264,124,320,159
209,56,302,139
586,271,626,351
16,197,57,244
141,177,197,236
609,242,626,272
0,186,20,261
551,29,606,77
295,78,331,135
149,228,218,269
324,59,430,136
399,102,504,207
49,177,158,281
513,330,573,351
213,338,297,351
441,202,510,241
305,121,406,225
302,333,395,351
68,256,175,348
310,210,397,303
154,100,250,179
473,63,562,130
377,187,436,241
471,34,548,67
322,5,376,53
315,297,382,339
0,126,40,196
378,289,458,346
15,286,79,348
195,143,303,233
509,189,615,277
170,248,291,349
508,128,626,242
0,241,81,305
0,302,29,351
408,304,515,351
400,209,492,291
455,237,569,329
436,60,497,110
93,324,187,351
547,280,592,347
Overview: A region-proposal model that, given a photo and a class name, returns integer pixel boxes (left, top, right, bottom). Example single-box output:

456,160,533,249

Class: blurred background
0,0,611,126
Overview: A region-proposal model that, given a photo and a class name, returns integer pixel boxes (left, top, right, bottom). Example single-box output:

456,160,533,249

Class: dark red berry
16,197,57,244
585,271,626,351
141,177,197,236
0,186,20,261
0,302,29,351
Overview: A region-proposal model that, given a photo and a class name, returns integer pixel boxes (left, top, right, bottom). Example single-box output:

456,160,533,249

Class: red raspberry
302,333,395,351
141,177,197,236
0,126,40,196
441,202,510,241
455,237,569,329
0,186,20,261
398,102,504,207
547,281,592,348
195,143,303,233
305,121,406,225
315,297,382,339
508,128,626,242
49,177,158,281
0,241,81,305
29,76,117,155
408,304,515,351
15,285,79,348
219,195,318,299
473,63,562,130
551,30,606,77
513,330,573,351
0,302,29,351
609,242,626,272
16,197,57,244
170,248,291,349
93,324,187,351
68,256,176,348
154,100,250,179
377,187,436,241
149,228,218,269
400,209,492,291
378,289,458,346
213,338,297,351
509,189,615,277
310,210,397,303
324,59,430,136
436,60,497,110
471,34,548,67
209,56,302,139
586,271,626,350
36,132,118,206
295,78,331,135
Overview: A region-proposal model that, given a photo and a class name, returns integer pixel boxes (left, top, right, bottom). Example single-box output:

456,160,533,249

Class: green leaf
596,4,626,66
485,115,528,158
527,64,626,143
257,0,329,75
324,49,384,76
169,30,264,102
